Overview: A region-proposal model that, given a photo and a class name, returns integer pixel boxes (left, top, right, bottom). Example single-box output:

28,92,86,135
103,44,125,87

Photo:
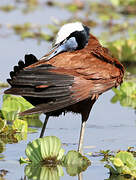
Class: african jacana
4,22,124,153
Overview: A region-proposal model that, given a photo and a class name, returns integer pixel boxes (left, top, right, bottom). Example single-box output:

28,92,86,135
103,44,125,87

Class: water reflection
24,163,89,180
25,164,63,180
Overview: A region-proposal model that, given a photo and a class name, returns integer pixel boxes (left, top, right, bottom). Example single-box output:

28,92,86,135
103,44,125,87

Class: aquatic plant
0,94,41,143
105,151,136,178
63,150,91,176
111,80,136,109
25,136,65,165
0,140,5,153
105,34,136,63
21,136,90,178
0,118,6,133
12,23,53,42
1,94,40,121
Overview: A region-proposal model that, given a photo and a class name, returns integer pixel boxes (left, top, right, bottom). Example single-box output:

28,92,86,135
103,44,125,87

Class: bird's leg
40,115,49,138
78,172,83,180
78,120,86,154
78,99,96,154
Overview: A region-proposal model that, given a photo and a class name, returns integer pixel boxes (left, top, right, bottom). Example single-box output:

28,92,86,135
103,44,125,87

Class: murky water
0,1,136,180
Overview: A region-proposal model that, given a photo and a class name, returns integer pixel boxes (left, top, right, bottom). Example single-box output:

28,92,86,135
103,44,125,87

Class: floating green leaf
63,150,91,176
109,0,136,7
12,119,28,141
105,151,136,178
1,94,40,121
12,119,28,133
0,94,41,142
0,118,6,133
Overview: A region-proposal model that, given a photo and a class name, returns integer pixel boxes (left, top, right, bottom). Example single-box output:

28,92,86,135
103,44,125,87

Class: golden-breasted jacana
4,22,124,153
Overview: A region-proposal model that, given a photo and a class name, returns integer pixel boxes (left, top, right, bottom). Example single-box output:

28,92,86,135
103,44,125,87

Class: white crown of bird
55,22,84,45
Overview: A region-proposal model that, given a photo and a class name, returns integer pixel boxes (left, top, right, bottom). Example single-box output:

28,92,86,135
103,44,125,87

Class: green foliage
111,80,136,109
0,94,41,145
12,119,28,133
12,23,53,42
0,126,18,144
0,118,6,133
1,94,33,121
110,0,136,7
21,136,91,177
25,136,65,165
1,94,40,121
0,140,5,153
106,175,134,180
63,150,91,176
105,34,136,63
12,119,28,141
86,149,114,162
105,151,136,178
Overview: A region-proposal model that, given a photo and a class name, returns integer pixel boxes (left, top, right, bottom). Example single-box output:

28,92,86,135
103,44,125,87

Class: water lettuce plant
63,150,91,176
105,151,136,178
111,80,136,109
21,136,90,178
1,94,41,125
25,136,65,165
0,94,41,143
1,94,37,120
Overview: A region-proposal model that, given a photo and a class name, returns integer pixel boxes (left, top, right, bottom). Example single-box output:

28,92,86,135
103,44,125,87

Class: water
0,1,136,180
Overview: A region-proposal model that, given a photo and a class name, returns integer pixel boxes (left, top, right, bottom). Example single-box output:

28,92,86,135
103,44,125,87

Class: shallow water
0,1,136,180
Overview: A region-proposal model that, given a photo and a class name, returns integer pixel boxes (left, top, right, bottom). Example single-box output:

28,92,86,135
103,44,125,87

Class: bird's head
42,22,90,61
55,22,90,49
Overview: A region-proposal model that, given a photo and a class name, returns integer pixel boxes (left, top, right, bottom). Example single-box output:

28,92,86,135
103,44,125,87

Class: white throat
55,22,84,45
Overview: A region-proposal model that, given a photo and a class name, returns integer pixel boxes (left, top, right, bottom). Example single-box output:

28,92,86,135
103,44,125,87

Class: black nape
67,26,90,50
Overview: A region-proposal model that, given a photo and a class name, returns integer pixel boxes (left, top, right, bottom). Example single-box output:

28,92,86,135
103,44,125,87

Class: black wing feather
4,54,76,115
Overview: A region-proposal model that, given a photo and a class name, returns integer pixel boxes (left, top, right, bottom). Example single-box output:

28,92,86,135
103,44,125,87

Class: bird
4,22,124,154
